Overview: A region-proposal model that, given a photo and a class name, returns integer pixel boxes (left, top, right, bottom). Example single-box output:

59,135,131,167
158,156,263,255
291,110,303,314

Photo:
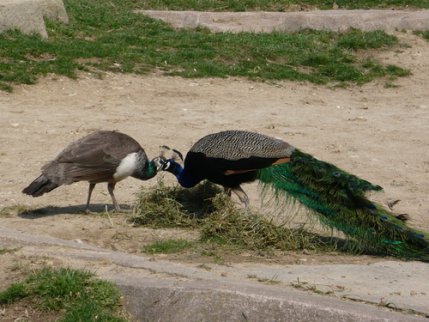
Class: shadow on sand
18,204,132,219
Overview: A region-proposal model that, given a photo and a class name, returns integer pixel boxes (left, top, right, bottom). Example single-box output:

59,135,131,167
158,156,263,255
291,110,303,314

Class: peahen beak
152,156,167,172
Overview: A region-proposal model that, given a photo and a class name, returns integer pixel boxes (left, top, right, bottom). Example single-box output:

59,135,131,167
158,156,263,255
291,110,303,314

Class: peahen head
151,156,167,172
136,156,166,180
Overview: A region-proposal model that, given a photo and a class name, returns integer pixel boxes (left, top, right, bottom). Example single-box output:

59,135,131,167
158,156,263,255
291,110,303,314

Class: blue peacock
159,130,429,261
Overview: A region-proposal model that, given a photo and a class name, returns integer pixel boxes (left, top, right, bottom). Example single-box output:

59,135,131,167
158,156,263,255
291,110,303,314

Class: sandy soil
0,31,428,269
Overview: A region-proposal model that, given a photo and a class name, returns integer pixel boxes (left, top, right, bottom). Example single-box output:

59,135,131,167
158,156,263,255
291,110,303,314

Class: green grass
414,30,429,41
0,267,127,322
0,0,411,91
134,181,358,257
138,0,429,11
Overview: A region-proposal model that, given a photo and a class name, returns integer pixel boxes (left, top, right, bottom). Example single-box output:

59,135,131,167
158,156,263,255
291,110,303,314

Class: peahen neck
133,152,158,180
166,160,199,188
141,161,158,179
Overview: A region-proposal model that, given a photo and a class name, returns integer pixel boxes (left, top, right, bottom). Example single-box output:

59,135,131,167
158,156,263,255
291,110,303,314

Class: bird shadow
18,203,132,219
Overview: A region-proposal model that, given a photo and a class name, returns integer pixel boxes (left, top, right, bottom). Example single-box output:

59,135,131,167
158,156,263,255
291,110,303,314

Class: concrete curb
117,279,425,322
0,0,68,38
1,225,427,321
139,9,429,33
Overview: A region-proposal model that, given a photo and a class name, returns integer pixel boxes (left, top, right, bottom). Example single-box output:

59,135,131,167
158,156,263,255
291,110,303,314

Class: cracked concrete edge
138,9,429,33
100,256,429,322
1,226,427,322
114,277,427,322
0,0,68,38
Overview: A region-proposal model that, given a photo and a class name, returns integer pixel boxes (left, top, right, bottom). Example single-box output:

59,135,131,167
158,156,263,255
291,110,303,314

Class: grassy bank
0,267,127,321
0,0,410,91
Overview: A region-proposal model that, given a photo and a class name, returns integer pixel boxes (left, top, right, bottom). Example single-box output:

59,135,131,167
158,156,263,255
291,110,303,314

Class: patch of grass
139,0,429,11
0,283,27,304
0,247,21,255
0,205,31,217
337,29,398,50
132,179,220,228
200,194,328,251
132,180,356,256
0,0,410,91
414,30,429,42
143,239,195,254
0,267,127,322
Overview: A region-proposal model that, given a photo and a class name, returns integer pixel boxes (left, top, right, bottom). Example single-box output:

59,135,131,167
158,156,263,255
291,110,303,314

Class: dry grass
132,180,353,255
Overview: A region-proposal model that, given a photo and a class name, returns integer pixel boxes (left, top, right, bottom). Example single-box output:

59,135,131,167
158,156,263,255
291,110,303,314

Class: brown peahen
23,130,163,211
159,130,429,261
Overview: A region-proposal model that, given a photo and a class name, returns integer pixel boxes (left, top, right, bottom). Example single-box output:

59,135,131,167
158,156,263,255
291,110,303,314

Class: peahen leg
107,182,121,212
85,183,96,213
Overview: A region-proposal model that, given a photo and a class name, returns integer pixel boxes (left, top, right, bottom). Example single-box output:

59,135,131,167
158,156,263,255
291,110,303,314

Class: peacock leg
231,185,249,207
107,182,121,212
85,183,96,213
223,186,232,197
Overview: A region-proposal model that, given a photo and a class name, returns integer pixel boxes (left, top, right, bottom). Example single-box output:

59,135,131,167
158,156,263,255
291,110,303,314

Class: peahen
23,130,163,212
159,130,429,260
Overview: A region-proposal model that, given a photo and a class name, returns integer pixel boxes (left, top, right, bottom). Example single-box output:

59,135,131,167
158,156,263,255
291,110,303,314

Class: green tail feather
257,149,429,261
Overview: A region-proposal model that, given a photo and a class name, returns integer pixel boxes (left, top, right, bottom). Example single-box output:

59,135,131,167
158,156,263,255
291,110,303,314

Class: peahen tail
22,175,59,197
257,149,429,261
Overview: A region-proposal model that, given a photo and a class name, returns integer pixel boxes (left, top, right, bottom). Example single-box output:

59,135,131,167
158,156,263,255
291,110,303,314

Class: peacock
159,130,429,260
23,130,164,212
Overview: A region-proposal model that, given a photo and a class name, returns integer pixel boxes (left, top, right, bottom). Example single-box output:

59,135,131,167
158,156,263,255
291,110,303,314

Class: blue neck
166,160,199,188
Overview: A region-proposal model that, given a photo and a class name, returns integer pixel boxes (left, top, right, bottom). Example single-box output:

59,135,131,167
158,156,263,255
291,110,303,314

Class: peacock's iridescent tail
257,149,429,261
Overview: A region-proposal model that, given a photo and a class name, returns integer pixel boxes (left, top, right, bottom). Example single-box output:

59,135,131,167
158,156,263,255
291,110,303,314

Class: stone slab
139,10,429,33
0,0,68,38
1,225,427,321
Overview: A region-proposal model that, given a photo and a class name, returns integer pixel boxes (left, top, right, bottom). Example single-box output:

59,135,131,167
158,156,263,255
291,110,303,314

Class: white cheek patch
164,161,171,170
113,152,138,181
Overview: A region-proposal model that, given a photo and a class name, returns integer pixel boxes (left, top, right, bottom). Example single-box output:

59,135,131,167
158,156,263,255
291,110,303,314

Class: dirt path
0,31,428,264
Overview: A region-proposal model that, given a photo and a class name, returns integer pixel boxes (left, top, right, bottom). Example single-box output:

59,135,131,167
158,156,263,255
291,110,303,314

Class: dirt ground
0,31,428,273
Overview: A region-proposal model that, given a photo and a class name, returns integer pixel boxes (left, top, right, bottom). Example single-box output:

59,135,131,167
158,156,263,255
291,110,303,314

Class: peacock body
161,130,429,260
